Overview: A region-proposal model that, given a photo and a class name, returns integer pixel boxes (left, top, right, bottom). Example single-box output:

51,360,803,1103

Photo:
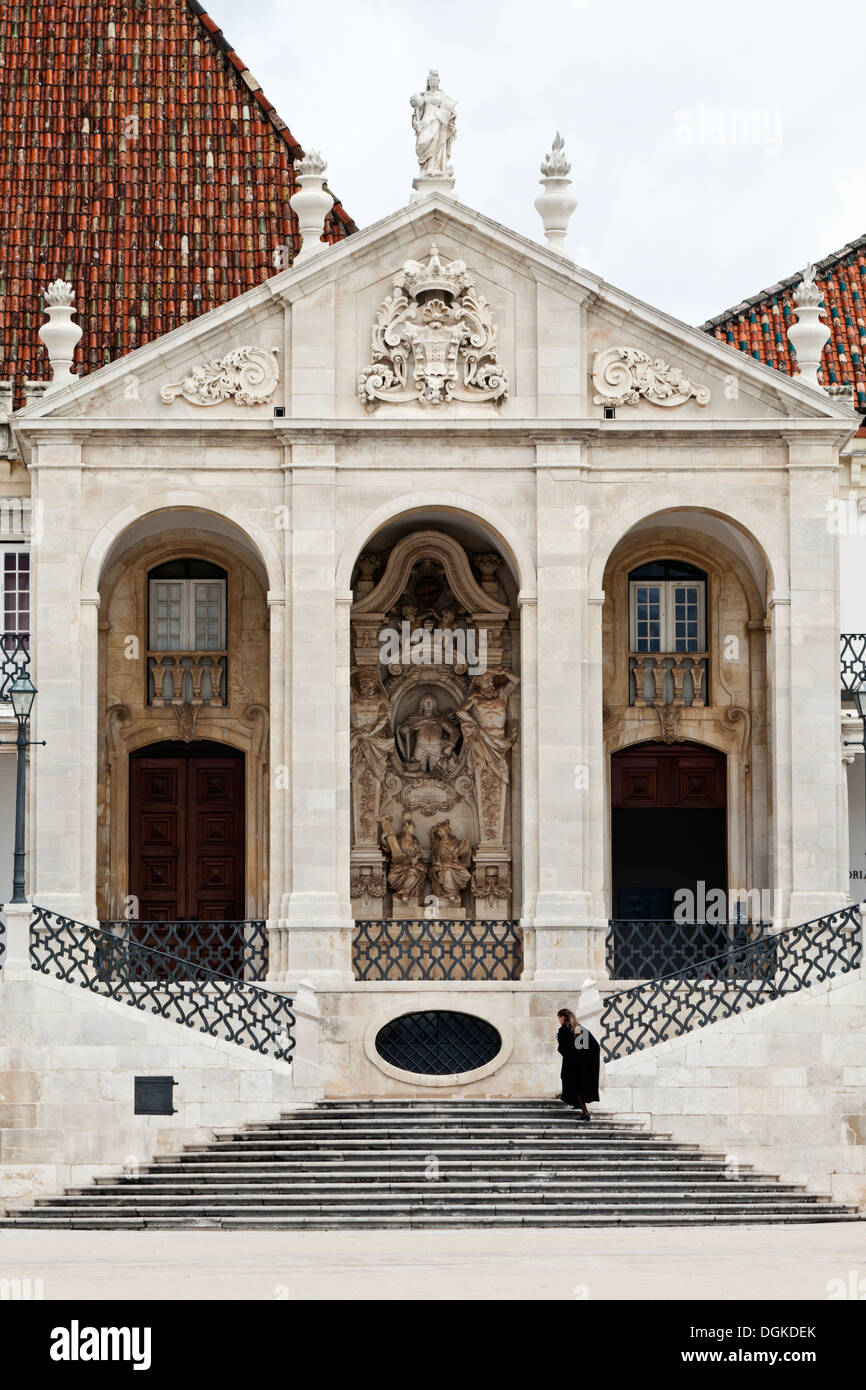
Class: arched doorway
610,740,727,974
129,740,245,922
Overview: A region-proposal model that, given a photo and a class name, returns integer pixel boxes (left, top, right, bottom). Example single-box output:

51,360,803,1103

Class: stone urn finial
289,149,334,264
534,132,577,253
38,279,82,389
786,264,831,391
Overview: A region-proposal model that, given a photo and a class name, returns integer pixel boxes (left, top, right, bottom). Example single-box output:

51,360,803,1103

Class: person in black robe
556,1008,600,1120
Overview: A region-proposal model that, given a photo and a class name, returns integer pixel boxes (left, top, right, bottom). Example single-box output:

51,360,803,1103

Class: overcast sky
217,0,866,326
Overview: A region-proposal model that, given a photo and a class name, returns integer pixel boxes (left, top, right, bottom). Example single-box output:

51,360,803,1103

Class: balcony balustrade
629,652,708,708
147,650,227,707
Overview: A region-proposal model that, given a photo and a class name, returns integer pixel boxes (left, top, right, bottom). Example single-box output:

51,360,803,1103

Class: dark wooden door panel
130,748,244,922
612,743,726,809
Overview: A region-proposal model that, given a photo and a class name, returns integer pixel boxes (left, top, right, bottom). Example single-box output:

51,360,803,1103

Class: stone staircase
2,1099,860,1228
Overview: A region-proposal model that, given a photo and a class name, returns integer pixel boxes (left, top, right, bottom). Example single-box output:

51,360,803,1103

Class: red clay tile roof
0,0,357,407
702,235,866,411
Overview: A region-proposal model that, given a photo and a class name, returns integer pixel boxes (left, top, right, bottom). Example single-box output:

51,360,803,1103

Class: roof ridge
700,232,866,330
186,0,356,232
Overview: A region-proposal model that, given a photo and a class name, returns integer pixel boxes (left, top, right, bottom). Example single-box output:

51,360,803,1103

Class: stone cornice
13,413,857,470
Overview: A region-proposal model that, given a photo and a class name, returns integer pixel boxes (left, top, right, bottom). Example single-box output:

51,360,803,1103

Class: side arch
587,500,784,601
81,491,284,595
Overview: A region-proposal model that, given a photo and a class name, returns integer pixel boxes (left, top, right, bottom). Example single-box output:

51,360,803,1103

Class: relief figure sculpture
397,693,459,773
381,815,427,906
429,819,471,907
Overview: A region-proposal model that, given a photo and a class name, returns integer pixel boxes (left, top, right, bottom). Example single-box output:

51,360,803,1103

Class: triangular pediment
13,194,857,432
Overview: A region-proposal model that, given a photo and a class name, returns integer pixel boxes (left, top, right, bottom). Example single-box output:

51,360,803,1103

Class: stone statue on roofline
410,71,457,198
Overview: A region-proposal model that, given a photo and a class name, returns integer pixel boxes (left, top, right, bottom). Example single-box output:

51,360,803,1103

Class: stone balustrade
147,650,227,707
629,651,708,708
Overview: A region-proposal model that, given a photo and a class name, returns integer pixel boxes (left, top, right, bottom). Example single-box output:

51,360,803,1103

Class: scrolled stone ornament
161,345,280,406
592,345,710,408
359,245,507,408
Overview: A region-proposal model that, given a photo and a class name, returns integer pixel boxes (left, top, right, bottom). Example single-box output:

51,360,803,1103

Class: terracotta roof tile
0,0,357,407
702,235,866,411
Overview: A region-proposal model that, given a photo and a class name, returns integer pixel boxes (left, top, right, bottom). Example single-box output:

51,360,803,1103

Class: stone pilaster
780,443,849,925
529,449,605,981
29,442,97,924
283,443,352,985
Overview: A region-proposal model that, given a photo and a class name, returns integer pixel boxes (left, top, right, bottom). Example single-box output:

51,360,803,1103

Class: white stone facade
1,191,862,1124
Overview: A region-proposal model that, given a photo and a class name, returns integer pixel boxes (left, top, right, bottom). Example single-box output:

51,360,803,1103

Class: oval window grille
375,1010,502,1076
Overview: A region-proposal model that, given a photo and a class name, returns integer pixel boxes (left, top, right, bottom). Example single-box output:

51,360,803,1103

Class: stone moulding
592,345,710,408
161,345,280,407
358,244,508,409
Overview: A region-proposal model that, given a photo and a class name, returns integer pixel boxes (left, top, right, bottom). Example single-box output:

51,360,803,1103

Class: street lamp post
1,674,45,904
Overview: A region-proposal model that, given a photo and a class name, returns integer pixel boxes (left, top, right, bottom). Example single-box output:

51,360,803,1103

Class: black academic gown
557,1023,601,1106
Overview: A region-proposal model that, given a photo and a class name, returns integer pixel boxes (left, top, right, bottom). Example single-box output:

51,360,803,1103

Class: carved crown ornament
161,345,280,407
358,244,508,409
592,345,710,408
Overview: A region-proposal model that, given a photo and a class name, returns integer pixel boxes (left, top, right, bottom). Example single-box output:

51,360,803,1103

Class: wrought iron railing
601,904,861,1062
353,918,522,981
99,918,267,982
841,633,866,694
30,906,295,1061
0,631,29,701
606,919,772,980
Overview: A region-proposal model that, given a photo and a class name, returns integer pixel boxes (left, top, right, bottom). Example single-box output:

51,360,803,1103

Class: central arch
345,510,524,959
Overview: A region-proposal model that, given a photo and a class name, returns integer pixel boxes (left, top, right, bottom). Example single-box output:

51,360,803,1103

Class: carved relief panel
349,530,520,920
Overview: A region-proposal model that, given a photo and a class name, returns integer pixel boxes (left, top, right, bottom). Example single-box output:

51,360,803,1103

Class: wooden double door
611,741,727,921
129,741,245,922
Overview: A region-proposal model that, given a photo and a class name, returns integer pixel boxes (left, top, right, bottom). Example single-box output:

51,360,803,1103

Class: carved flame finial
787,264,830,390
296,148,327,177
534,131,577,254
38,278,82,388
541,132,571,178
289,149,333,263
43,279,76,308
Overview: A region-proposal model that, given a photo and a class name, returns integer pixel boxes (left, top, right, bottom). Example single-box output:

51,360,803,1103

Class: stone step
46,1187,827,1206
4,1210,858,1229
3,1096,858,1230
90,1172,779,1192
149,1152,750,1169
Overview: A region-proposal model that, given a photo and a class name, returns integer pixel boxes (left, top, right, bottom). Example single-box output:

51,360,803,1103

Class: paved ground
0,1223,863,1300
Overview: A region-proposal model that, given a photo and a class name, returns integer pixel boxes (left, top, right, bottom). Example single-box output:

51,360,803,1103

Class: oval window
375,1010,502,1076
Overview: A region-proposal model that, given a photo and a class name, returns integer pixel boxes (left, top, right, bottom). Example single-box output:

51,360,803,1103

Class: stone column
266,587,288,981
29,442,97,924
283,443,352,985
518,592,539,937
779,444,849,925
530,450,604,981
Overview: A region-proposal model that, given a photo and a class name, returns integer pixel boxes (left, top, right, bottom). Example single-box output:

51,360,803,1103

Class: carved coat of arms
359,244,508,408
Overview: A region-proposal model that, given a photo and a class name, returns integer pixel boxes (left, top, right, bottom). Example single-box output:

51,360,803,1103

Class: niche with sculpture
349,530,520,920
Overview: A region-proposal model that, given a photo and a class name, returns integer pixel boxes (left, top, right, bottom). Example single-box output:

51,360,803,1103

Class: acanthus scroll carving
161,346,280,407
592,346,710,408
